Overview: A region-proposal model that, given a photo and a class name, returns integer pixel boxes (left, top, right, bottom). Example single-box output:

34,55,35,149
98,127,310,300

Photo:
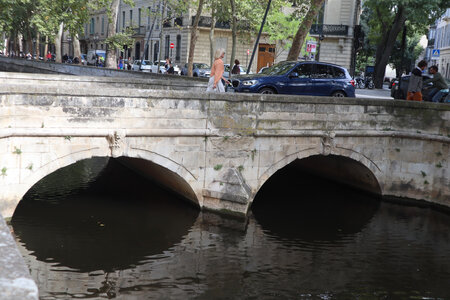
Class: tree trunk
55,22,64,63
229,0,237,74
36,32,40,59
44,36,48,61
287,0,325,61
209,12,216,67
187,0,204,77
373,6,406,88
73,34,81,63
105,0,120,69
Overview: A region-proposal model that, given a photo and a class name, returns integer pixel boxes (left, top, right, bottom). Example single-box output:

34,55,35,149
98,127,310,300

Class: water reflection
10,157,450,299
252,163,380,242
12,158,198,273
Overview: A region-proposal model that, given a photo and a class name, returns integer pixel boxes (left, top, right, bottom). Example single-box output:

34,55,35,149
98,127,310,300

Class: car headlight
242,80,257,86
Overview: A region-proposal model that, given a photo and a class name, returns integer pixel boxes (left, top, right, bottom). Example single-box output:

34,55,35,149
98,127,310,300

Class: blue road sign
432,49,440,59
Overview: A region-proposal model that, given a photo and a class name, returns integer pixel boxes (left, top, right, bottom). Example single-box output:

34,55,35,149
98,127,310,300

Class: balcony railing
133,26,146,35
310,24,349,36
191,16,230,29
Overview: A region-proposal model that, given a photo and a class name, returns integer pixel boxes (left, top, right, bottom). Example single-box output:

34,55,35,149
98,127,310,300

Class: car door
311,63,335,96
284,63,313,95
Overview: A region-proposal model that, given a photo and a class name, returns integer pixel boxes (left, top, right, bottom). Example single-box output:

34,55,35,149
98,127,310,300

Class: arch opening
251,155,381,242
12,156,199,273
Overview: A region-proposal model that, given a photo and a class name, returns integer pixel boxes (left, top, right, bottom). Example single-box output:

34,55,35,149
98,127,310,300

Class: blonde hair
214,48,225,60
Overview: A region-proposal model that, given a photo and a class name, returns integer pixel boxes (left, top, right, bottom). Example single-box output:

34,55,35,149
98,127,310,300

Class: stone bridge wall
0,86,449,218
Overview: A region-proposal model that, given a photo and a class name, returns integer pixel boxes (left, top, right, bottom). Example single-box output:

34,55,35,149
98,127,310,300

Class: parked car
181,63,210,77
132,60,152,72
390,74,434,100
223,64,252,78
230,61,355,97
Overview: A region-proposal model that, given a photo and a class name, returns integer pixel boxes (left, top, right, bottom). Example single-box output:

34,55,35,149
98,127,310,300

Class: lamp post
93,34,99,66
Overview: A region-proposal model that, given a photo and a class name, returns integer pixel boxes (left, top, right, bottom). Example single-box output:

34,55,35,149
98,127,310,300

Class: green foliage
361,0,450,76
1,167,6,176
106,27,134,51
13,147,22,155
214,164,223,171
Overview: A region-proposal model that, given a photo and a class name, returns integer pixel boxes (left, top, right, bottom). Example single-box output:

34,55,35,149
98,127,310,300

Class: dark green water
11,157,450,299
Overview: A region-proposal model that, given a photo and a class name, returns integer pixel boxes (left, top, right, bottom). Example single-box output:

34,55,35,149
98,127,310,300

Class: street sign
306,41,317,53
170,43,174,49
432,49,440,59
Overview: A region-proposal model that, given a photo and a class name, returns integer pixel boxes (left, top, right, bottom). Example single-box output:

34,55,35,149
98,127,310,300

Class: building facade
80,0,360,73
426,8,450,79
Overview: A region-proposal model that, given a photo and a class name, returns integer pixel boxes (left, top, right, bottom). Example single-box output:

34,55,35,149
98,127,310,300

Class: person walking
207,48,229,92
424,65,448,102
231,59,241,75
407,60,428,101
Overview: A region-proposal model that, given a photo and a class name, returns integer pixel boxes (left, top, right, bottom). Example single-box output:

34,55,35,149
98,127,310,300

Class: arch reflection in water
12,157,199,273
252,159,380,243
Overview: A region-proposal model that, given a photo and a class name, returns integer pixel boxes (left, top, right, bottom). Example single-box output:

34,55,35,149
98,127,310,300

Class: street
355,84,393,99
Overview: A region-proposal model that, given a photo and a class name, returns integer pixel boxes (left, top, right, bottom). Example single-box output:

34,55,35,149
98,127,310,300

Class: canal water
10,158,450,299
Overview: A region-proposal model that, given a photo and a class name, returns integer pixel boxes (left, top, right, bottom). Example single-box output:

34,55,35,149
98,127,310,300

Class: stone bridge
1,73,449,219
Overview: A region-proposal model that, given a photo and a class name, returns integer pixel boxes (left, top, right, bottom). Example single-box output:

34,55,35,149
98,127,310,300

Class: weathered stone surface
0,72,449,219
0,215,38,300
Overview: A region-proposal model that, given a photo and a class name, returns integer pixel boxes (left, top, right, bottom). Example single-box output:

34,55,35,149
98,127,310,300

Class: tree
286,0,325,61
187,0,205,77
364,0,450,88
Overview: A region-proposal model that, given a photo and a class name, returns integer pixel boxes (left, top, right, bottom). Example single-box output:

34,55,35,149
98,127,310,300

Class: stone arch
251,146,383,210
13,145,200,216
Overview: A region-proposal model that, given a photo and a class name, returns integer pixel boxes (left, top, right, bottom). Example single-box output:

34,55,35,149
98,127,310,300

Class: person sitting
424,65,448,103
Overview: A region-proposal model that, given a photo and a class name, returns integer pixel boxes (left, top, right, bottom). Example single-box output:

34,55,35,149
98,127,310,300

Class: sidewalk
355,84,393,100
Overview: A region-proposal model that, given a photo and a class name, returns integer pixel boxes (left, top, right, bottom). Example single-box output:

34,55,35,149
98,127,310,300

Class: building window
138,8,141,27
165,35,170,59
176,35,181,61
101,17,105,34
130,10,133,26
122,11,125,29
90,18,95,34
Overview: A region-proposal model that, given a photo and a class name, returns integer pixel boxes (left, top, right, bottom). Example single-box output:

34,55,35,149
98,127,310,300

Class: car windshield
194,63,209,69
261,62,297,75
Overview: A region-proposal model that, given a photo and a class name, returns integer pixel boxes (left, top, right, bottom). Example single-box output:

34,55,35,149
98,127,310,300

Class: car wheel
332,91,346,97
259,87,276,94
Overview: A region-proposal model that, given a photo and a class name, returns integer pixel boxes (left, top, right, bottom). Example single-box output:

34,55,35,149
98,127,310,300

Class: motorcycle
354,76,365,89
365,76,375,89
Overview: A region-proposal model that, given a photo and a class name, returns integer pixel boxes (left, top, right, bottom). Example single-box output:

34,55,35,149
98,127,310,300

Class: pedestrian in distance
424,65,448,103
206,48,229,92
231,59,241,75
406,60,428,101
127,57,132,70
118,57,123,70
167,61,175,74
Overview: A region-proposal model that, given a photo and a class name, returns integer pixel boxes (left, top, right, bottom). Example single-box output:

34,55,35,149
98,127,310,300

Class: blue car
231,61,355,97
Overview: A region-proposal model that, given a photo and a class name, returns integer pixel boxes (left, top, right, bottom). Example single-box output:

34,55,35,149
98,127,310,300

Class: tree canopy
362,0,450,87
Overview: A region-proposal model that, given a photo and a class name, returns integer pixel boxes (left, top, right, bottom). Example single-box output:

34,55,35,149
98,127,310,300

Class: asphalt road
355,84,393,100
